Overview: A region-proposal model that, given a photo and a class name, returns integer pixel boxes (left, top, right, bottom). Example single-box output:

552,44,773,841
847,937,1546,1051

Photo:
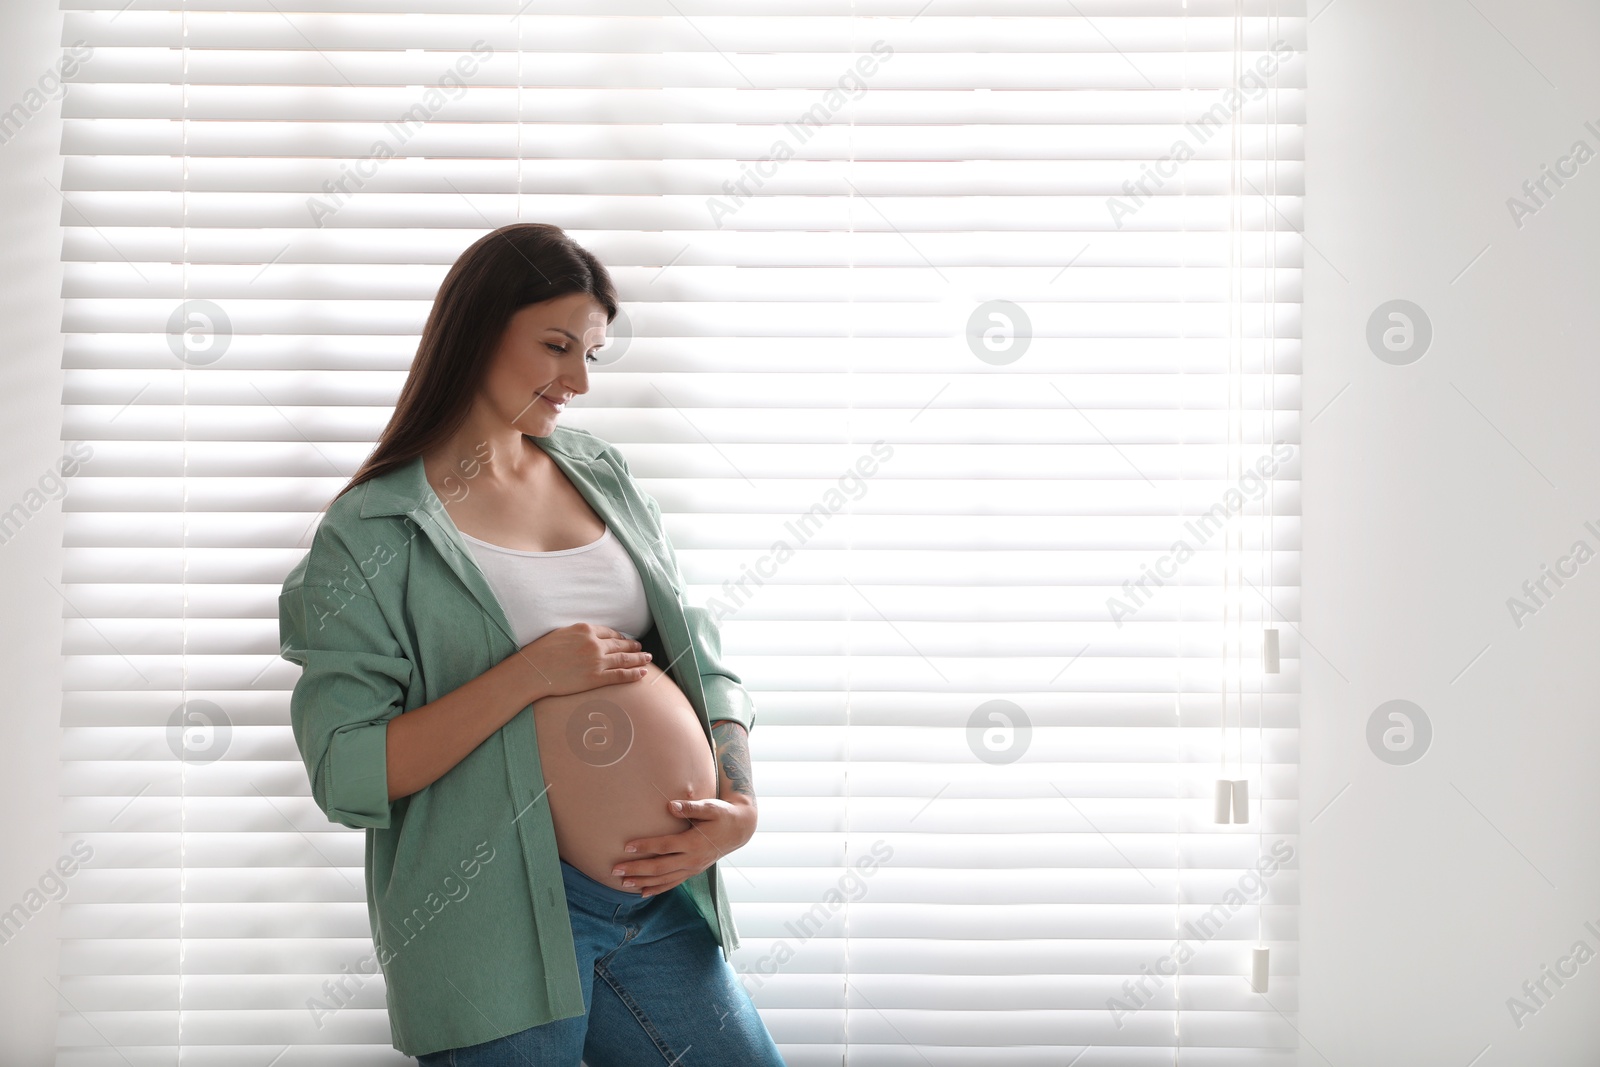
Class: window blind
54,2,1304,1063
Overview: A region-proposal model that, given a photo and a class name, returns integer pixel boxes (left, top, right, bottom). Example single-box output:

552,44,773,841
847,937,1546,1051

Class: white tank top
457,524,655,647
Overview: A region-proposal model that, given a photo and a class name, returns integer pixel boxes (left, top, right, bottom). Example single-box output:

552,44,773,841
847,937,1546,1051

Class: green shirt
277,425,756,1057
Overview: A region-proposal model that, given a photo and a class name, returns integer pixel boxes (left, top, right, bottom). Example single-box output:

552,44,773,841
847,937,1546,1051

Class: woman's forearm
710,719,755,805
386,651,549,803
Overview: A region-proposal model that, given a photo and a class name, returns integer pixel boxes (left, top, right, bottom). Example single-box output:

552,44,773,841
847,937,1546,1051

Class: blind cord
178,1,191,1051
843,6,856,1059
1175,4,1191,1056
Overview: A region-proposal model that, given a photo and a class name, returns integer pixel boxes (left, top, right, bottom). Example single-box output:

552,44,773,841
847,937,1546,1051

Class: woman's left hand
613,796,758,896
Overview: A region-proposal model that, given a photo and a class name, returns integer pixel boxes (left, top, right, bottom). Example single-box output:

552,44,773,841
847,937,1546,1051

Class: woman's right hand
516,622,652,700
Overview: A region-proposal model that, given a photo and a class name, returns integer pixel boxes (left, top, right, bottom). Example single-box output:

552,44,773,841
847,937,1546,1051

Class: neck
424,417,551,500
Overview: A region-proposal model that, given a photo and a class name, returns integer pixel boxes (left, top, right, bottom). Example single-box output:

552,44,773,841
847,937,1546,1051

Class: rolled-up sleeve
614,446,757,736
278,535,415,829
665,499,757,734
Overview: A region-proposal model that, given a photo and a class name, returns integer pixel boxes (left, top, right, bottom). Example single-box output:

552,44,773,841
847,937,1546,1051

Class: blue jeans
415,859,787,1066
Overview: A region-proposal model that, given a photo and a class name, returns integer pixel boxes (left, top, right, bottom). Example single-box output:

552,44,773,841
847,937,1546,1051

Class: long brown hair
328,222,618,509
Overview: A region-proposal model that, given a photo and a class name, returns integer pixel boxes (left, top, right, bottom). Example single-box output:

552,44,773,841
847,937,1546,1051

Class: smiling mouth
541,394,567,412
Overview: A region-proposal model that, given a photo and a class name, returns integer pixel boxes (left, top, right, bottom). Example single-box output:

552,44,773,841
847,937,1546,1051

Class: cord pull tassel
1262,627,1280,673
1250,946,1270,992
1214,778,1234,824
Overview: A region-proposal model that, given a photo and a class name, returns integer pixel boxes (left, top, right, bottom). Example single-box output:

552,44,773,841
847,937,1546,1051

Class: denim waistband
560,858,656,912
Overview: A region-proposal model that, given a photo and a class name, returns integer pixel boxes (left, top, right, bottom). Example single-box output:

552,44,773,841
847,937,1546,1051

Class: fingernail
625,844,636,853
612,867,625,876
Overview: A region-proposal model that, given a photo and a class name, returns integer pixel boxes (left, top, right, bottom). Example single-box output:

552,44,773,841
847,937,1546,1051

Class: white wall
0,3,71,1064
1301,1,1600,1063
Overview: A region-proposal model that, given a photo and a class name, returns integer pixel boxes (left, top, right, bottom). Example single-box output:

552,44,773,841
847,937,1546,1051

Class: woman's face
481,292,609,436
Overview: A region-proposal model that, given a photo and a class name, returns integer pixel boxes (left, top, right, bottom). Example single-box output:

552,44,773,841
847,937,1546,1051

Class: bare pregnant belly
532,660,716,894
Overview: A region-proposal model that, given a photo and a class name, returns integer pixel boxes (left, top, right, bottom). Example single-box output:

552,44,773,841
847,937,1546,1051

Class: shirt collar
358,426,607,519
348,426,638,651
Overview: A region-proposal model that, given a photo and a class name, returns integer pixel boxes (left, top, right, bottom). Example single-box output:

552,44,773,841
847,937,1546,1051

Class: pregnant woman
278,223,787,1065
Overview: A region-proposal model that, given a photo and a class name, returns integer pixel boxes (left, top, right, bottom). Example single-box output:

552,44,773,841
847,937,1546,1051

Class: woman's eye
548,343,599,364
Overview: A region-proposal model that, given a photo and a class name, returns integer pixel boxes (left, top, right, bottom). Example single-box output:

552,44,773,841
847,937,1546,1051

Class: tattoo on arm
711,720,754,801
